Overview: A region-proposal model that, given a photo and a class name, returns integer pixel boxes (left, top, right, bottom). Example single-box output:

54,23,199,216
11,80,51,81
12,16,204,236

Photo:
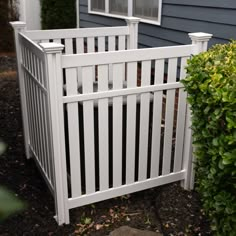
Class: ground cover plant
182,41,236,236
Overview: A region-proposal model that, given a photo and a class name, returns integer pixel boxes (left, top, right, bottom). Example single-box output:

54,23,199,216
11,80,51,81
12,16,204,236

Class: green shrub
41,0,76,29
182,41,236,236
0,0,18,52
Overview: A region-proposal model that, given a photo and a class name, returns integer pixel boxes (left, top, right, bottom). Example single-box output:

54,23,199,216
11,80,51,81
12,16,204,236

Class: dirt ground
0,55,212,236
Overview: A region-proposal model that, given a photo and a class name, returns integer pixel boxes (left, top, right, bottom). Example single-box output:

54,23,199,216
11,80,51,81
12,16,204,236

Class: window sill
88,10,161,26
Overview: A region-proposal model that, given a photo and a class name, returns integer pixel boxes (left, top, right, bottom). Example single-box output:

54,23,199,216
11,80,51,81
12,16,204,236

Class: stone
109,226,163,236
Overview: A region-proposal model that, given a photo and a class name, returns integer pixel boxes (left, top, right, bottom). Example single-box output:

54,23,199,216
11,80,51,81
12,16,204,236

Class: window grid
89,0,162,25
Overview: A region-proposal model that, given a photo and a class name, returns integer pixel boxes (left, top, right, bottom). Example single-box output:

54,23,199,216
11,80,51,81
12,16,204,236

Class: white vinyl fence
11,19,212,225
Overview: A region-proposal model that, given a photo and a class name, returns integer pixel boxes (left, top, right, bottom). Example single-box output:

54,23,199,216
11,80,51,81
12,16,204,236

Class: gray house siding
79,0,236,48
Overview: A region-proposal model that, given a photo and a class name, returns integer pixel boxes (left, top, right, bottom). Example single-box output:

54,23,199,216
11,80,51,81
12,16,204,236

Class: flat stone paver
109,226,163,236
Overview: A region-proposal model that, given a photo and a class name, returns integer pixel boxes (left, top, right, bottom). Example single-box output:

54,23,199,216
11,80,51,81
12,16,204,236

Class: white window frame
88,0,162,25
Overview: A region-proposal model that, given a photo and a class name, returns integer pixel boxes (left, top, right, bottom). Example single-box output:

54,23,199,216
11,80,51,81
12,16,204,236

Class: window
91,0,105,12
89,0,162,25
110,0,128,16
134,0,159,21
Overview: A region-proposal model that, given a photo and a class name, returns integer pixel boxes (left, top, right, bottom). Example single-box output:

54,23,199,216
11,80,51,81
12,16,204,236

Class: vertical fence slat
138,60,151,181
35,72,45,172
108,36,116,83
35,56,47,174
126,62,137,184
76,38,84,87
65,38,73,54
150,59,165,178
98,37,105,52
108,36,116,51
22,48,33,152
38,88,49,177
174,57,188,172
30,62,39,157
39,88,49,179
98,65,109,191
24,70,33,148
82,66,96,194
40,58,46,87
112,63,124,188
76,38,84,53
40,58,53,183
43,92,53,184
28,72,36,152
66,68,82,197
87,37,95,53
87,37,95,82
42,65,54,185
33,66,42,164
41,39,49,43
33,78,40,159
162,58,178,175
53,39,61,44
118,35,126,50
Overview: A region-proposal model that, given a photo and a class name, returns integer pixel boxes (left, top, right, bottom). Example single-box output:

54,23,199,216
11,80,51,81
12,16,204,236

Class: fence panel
61,44,195,210
24,25,133,54
19,33,55,192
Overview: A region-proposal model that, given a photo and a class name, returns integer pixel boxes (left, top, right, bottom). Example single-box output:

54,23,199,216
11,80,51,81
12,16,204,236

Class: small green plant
182,41,236,235
40,0,76,29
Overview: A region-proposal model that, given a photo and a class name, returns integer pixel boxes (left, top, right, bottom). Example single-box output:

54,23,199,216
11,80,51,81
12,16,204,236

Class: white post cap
40,43,65,53
188,32,213,42
126,17,141,24
10,21,26,28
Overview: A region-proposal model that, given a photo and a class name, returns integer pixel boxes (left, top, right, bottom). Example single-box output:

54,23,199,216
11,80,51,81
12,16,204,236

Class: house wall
79,0,236,48
18,0,41,30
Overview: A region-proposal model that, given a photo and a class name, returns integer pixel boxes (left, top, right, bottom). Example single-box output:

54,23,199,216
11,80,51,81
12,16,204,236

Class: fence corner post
182,32,213,191
10,21,32,159
40,42,69,225
126,17,140,49
189,32,213,54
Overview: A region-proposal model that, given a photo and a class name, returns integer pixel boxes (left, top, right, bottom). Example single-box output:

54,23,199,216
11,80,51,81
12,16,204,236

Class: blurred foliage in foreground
0,141,25,221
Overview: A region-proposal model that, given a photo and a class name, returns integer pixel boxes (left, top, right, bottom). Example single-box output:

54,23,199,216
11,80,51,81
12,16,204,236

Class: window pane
91,0,105,12
109,0,128,16
134,0,159,20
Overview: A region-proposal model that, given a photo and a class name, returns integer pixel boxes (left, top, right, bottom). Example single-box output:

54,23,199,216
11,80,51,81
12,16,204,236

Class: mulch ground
0,55,212,236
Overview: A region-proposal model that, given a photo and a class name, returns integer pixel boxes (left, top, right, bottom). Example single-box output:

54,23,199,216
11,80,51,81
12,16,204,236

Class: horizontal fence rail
24,26,130,40
61,44,196,67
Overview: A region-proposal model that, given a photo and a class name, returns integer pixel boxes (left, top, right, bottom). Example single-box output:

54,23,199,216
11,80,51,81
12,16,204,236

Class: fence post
10,21,31,159
182,32,212,190
40,42,69,225
126,17,140,49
